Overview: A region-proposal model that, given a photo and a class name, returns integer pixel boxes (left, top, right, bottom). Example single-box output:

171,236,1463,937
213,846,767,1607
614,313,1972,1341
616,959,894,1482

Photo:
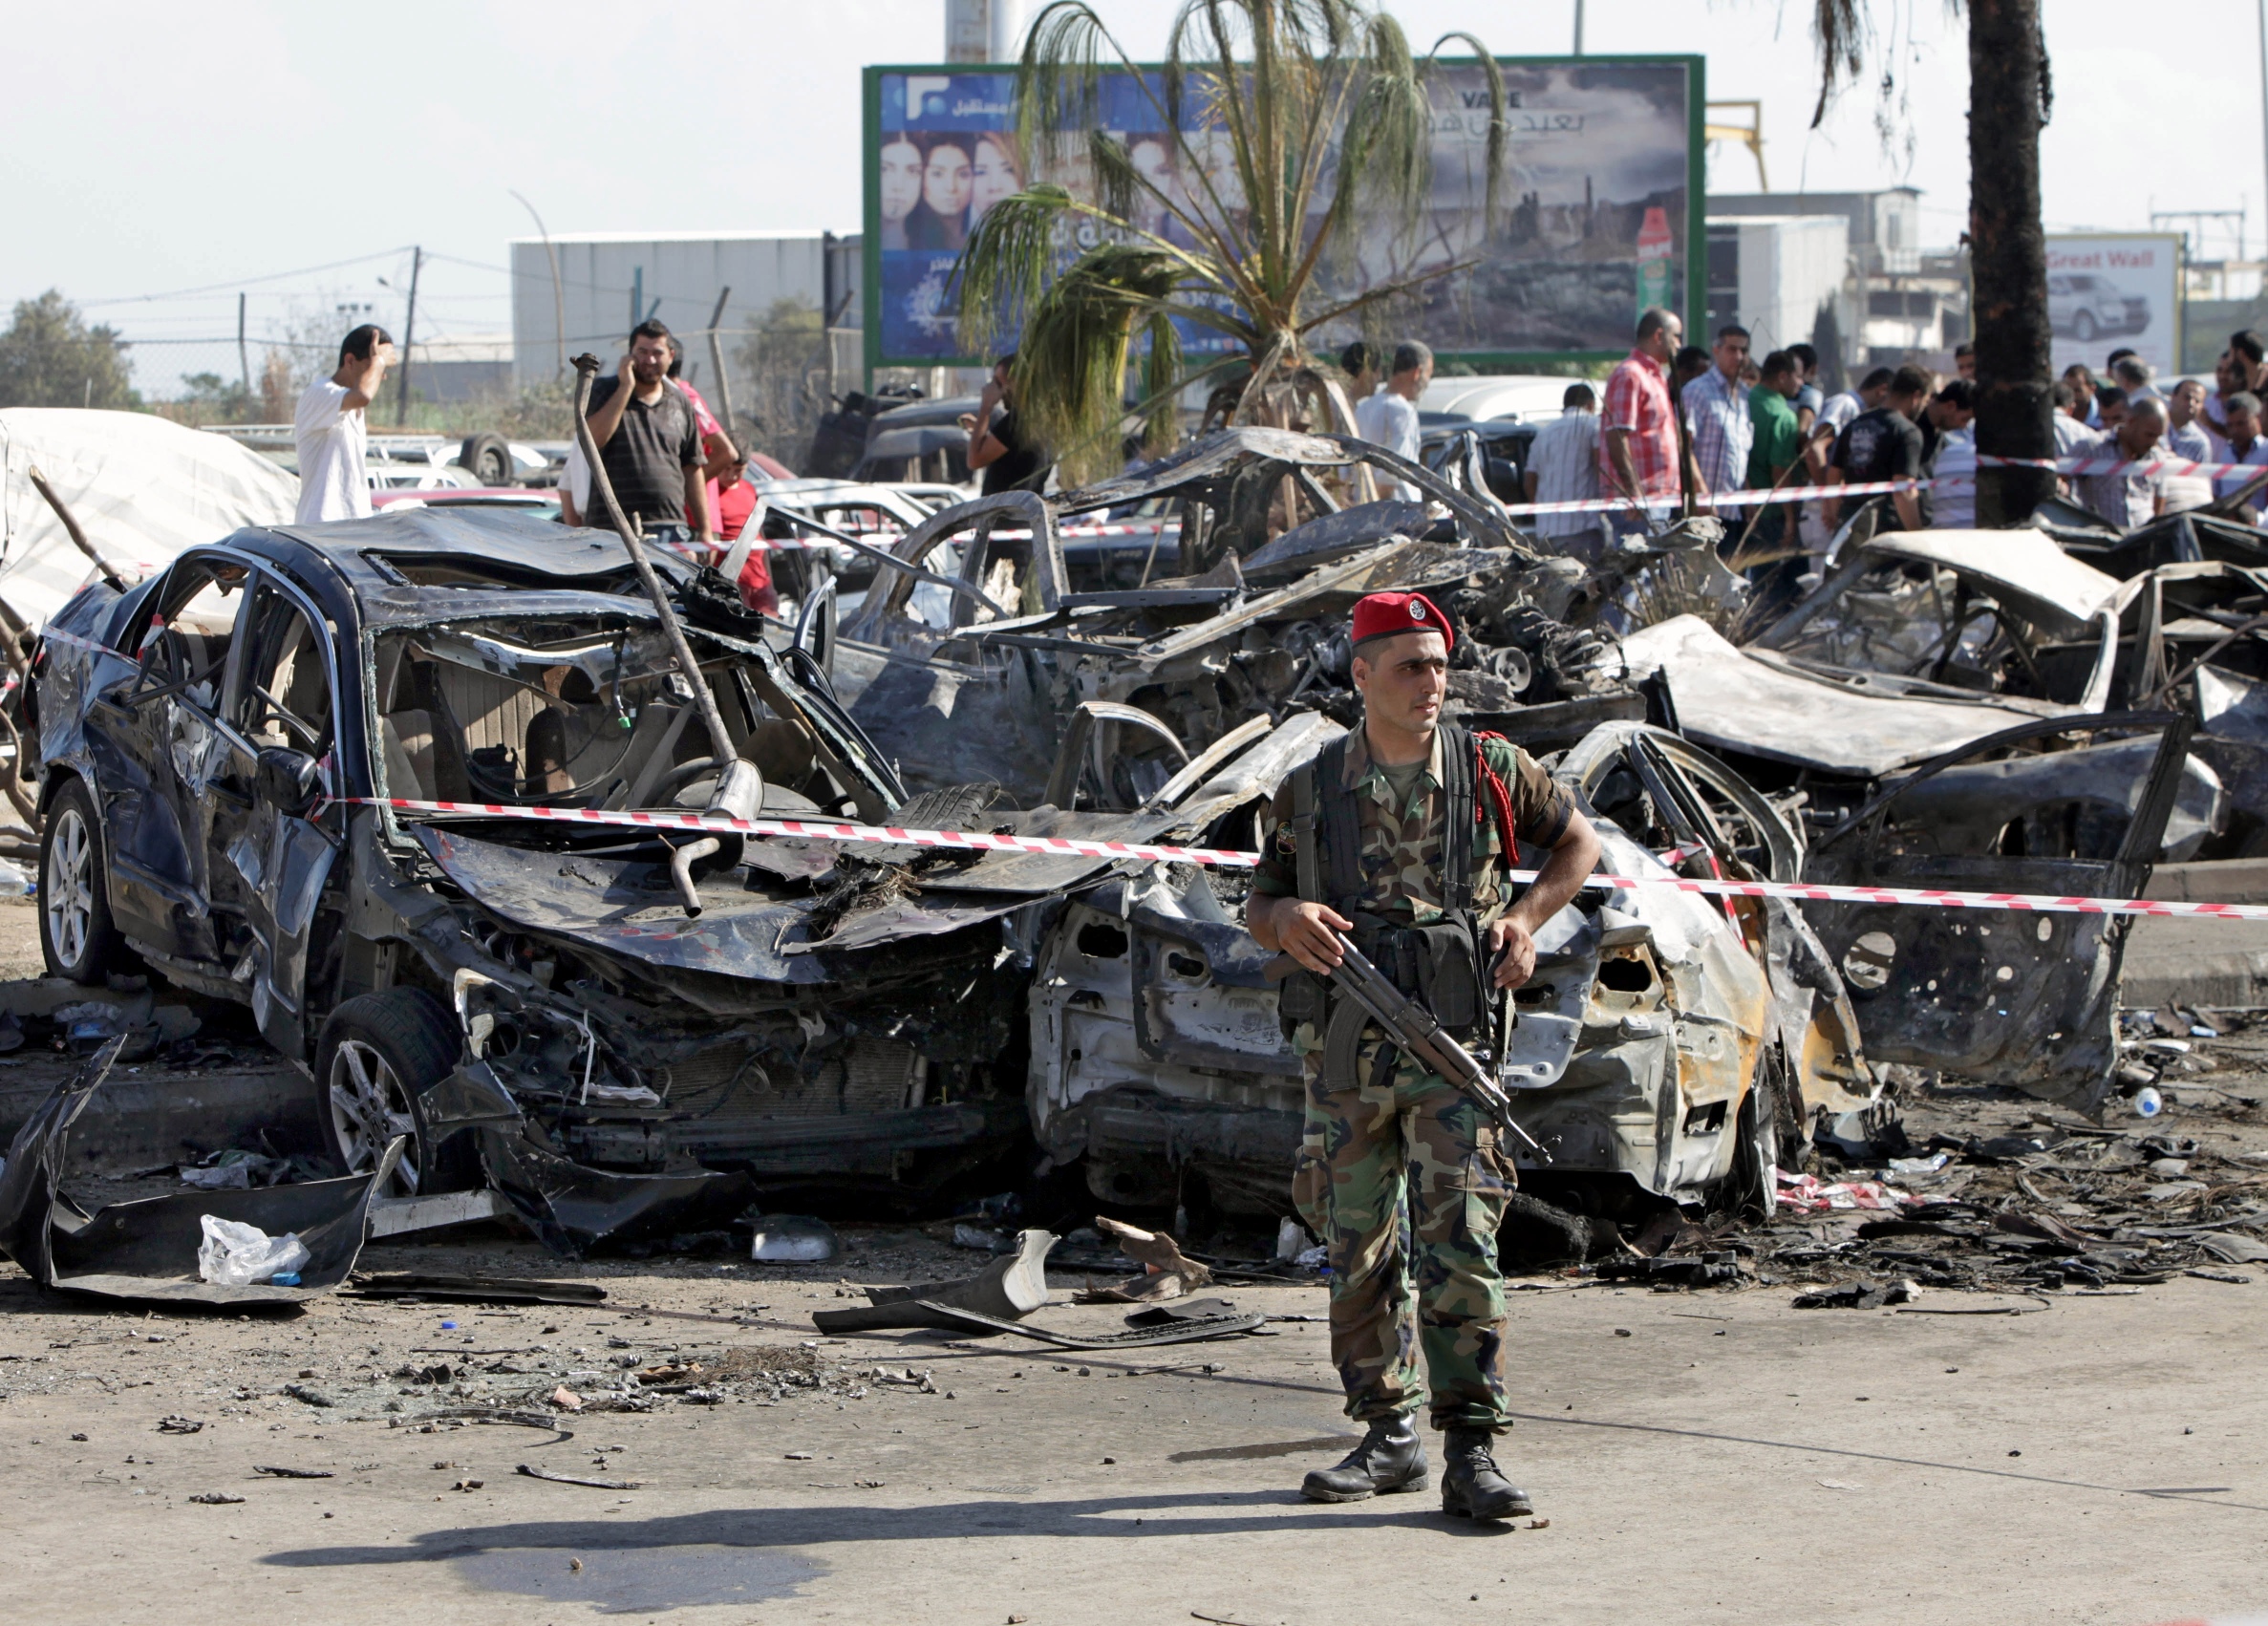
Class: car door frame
1800,710,2192,1104
83,547,263,964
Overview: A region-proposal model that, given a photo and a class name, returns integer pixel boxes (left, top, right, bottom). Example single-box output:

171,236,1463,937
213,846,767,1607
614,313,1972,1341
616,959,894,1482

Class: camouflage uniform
1252,727,1573,1431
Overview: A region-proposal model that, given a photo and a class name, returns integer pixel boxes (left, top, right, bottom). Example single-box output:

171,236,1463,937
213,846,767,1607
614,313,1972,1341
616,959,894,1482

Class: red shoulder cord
1468,730,1518,856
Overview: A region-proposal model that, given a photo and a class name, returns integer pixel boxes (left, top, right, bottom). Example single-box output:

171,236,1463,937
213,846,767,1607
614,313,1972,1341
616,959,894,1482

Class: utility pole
236,292,250,417
1573,0,1585,54
511,189,567,379
394,245,422,425
2258,0,2268,259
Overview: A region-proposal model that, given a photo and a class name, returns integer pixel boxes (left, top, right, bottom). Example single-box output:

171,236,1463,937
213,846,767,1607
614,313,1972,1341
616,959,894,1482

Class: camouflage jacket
1252,726,1574,928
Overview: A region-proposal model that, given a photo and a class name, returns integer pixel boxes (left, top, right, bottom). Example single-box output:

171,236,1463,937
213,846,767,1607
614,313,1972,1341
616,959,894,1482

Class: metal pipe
571,354,736,760
704,285,736,440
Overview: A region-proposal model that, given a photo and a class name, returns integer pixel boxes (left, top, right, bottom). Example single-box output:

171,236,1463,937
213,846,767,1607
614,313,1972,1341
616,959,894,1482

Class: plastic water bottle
2132,1085,2164,1119
0,858,32,898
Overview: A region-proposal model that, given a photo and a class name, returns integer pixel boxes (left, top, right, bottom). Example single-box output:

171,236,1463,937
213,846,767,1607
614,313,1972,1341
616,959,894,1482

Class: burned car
823,427,1591,806
1028,720,1877,1229
24,509,1115,1250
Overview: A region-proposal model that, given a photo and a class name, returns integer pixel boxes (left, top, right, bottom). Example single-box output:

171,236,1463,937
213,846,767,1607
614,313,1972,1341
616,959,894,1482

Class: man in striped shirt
1597,307,1684,537
1681,324,1753,515
1521,383,1601,553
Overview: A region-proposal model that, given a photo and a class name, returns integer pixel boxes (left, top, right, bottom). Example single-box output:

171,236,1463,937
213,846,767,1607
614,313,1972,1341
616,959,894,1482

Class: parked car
2047,273,2147,343
1418,374,1583,429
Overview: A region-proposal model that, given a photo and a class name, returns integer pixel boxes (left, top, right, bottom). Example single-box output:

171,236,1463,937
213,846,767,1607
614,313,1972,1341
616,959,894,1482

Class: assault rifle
1274,932,1551,1163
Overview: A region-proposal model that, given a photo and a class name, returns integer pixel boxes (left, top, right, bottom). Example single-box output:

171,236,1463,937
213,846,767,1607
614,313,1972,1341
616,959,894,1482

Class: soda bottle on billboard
1636,205,1674,313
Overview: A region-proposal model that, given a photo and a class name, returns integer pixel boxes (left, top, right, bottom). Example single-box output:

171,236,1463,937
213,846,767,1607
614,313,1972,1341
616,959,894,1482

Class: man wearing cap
1246,590,1601,1521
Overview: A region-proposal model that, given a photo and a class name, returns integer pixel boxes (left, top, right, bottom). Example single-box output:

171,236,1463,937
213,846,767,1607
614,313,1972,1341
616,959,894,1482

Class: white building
1702,214,1850,356
508,231,862,390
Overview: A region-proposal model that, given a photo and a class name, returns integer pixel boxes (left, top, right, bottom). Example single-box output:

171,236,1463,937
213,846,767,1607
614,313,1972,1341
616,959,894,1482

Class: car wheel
2074,310,2097,343
457,432,513,485
315,988,478,1196
39,778,123,986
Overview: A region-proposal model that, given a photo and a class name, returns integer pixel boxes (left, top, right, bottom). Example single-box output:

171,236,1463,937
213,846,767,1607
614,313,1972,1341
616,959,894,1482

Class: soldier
1245,590,1601,1520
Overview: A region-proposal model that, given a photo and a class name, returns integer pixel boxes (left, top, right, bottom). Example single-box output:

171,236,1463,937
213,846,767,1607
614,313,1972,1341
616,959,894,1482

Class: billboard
864,57,1703,374
2045,234,2184,383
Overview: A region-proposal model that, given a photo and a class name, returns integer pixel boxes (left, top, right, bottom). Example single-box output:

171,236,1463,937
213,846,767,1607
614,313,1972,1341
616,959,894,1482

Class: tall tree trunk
1969,0,2055,526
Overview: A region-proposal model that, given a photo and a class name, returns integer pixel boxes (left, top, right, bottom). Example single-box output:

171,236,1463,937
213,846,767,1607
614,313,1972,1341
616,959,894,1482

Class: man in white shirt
1522,383,1601,552
292,324,394,524
1355,341,1431,500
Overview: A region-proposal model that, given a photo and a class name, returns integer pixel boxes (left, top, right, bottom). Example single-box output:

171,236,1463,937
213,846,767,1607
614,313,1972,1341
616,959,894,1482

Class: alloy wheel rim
329,1038,420,1195
45,808,93,971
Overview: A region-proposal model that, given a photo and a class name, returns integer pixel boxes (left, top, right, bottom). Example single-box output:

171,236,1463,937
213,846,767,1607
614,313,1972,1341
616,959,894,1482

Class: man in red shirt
1596,307,1685,545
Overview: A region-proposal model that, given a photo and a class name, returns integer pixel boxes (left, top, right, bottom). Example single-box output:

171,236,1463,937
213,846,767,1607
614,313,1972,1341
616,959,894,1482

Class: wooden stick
24,467,125,591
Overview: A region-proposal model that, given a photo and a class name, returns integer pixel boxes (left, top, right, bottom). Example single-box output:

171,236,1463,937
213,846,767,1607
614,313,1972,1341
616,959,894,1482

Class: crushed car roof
232,506,678,625
1620,614,2064,778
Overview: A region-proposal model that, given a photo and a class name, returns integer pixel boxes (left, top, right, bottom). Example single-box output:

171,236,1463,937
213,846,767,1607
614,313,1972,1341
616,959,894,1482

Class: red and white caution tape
344,797,1264,868
1496,452,2263,519
346,796,2268,921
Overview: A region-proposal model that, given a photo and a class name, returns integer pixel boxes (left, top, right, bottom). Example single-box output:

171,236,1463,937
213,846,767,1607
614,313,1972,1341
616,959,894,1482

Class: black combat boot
1440,1426,1531,1521
1299,1414,1429,1502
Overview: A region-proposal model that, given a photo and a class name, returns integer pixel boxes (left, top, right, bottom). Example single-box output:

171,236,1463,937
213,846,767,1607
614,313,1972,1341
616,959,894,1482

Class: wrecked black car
26,509,1054,1251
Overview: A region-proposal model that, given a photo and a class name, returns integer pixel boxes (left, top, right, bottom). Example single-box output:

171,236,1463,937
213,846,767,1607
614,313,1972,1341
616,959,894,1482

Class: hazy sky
4,0,2258,384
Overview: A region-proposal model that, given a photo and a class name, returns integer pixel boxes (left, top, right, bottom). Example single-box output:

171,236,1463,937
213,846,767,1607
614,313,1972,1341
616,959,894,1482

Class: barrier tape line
338,796,2268,922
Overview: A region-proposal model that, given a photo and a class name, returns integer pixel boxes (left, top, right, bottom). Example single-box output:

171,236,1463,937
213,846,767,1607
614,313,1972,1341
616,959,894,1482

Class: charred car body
25,509,1088,1250
1028,718,1878,1225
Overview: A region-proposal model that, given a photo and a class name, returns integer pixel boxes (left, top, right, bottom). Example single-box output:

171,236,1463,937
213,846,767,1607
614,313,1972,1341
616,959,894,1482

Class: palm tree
1805,0,2055,524
952,0,1506,482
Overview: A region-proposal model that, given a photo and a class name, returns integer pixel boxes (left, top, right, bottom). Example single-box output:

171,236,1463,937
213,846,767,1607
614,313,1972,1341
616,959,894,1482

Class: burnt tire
39,778,124,986
315,988,478,1197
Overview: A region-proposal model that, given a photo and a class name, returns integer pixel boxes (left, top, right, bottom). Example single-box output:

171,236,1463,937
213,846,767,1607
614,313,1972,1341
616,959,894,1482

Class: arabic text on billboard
870,59,1695,365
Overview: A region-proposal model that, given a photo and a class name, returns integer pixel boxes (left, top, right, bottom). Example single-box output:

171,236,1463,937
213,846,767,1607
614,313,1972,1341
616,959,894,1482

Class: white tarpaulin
0,409,298,628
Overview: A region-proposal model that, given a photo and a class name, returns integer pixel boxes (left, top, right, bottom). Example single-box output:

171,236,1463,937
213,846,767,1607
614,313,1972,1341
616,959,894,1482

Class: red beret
1350,590,1453,653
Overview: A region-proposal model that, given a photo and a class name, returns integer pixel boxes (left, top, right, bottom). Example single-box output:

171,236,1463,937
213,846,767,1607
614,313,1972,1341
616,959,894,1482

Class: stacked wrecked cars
9,425,2225,1272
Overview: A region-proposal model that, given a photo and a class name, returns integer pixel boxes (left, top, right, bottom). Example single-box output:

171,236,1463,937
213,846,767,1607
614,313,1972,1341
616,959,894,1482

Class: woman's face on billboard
880,139,922,223
923,140,974,218
970,136,1020,217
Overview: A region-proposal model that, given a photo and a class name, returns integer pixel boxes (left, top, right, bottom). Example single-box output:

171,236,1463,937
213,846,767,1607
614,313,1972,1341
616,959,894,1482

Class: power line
77,246,417,308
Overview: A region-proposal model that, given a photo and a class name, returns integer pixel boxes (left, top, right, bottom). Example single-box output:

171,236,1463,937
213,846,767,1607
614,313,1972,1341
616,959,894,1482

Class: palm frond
1010,244,1194,483
1015,2,1130,173
952,186,1080,356
1808,0,1868,128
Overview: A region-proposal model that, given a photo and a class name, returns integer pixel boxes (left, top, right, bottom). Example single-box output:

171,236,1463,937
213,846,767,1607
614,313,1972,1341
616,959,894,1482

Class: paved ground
7,900,2268,1623
0,1241,2262,1626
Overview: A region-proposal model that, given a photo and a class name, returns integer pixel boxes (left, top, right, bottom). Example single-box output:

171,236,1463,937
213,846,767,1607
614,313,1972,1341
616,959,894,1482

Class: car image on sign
2048,272,2149,343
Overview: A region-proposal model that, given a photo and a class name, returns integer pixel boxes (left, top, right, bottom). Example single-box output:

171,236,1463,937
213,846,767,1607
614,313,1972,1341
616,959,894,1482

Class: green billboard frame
862,53,1706,383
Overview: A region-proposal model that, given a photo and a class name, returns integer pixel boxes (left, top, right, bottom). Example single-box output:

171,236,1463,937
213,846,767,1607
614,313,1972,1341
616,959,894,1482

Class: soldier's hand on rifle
1488,915,1538,990
1269,899,1353,976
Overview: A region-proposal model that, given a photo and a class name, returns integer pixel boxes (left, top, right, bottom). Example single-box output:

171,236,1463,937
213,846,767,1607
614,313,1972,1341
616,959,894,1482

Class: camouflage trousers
1292,1026,1515,1431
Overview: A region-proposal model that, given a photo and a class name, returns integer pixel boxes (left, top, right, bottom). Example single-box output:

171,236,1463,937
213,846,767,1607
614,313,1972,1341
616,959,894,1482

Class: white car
1417,374,1588,426
2047,273,2147,344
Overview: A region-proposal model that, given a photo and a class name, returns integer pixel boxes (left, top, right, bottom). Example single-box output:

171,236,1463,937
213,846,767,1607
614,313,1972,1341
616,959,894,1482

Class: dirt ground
5,899,2268,1624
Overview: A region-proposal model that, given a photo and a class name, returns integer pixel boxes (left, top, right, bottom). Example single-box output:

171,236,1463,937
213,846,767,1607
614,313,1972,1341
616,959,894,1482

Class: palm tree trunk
1969,0,2055,526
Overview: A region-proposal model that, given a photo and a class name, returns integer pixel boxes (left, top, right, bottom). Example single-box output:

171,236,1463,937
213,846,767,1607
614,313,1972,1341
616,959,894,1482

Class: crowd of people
1329,308,2268,603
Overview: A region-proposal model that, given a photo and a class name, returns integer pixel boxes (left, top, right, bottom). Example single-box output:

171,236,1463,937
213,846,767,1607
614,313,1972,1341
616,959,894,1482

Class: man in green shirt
1744,349,1805,556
